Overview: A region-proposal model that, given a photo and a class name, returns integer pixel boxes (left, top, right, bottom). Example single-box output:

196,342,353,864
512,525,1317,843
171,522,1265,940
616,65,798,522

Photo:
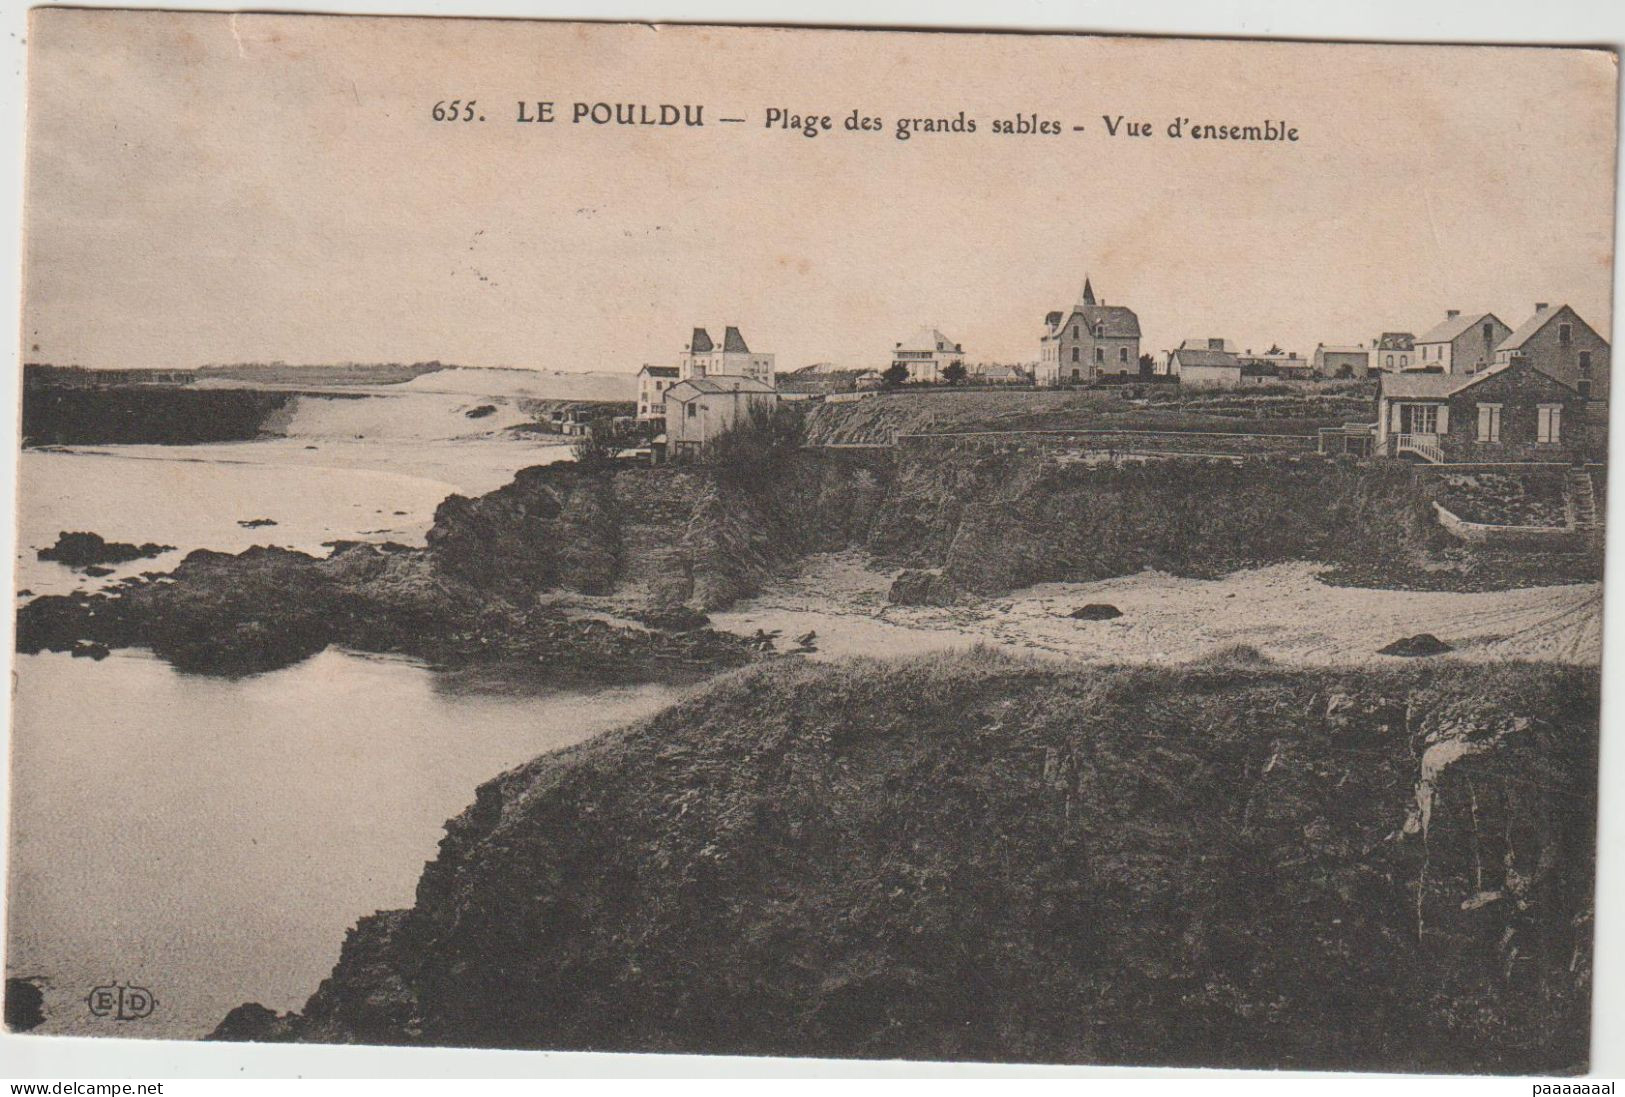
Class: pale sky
21,10,1620,372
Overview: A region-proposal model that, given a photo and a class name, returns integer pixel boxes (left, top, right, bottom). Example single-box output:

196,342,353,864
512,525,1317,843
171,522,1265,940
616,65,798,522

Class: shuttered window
1537,405,1562,444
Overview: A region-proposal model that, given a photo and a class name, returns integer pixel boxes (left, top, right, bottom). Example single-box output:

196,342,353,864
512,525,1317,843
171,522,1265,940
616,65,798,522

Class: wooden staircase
1395,432,1445,464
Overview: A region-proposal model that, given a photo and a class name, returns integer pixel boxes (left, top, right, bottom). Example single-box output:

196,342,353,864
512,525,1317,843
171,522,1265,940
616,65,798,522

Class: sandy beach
709,553,1603,666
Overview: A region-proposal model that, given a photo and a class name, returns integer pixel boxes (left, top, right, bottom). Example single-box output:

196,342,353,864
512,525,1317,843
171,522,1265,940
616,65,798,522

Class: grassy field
805,385,1376,445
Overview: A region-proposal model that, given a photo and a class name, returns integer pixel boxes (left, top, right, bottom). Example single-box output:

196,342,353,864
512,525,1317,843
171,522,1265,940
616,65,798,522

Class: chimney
1446,309,1460,319
1536,303,1549,313
1208,337,1224,350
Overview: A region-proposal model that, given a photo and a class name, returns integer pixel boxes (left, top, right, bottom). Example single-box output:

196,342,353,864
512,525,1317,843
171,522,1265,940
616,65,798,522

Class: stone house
1493,303,1610,403
1037,277,1141,386
1412,311,1511,376
1238,349,1312,379
1374,359,1588,462
663,376,778,461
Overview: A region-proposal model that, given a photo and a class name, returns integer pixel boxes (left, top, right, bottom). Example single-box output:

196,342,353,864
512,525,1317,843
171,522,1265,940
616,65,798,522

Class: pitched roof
1375,332,1415,351
689,328,714,353
1065,304,1141,339
897,327,959,353
1172,348,1240,369
1179,337,1240,353
1316,344,1367,355
638,364,679,378
1378,362,1532,400
1416,312,1501,345
666,377,777,401
1497,305,1599,352
722,326,750,353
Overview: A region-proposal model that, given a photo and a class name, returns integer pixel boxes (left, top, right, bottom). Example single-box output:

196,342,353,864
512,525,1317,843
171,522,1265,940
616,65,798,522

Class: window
1071,347,1079,363
1579,380,1592,398
1476,404,1501,443
1386,354,1394,368
1579,352,1592,375
1400,355,1409,367
1071,325,1078,339
1483,322,1494,342
1094,347,1104,364
1559,323,1572,345
1095,324,1104,338
1118,347,1129,363
1537,404,1562,444
686,403,697,419
1408,404,1438,434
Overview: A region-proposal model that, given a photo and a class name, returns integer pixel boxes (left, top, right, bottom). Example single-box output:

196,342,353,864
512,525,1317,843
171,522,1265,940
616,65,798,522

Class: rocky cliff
211,652,1598,1073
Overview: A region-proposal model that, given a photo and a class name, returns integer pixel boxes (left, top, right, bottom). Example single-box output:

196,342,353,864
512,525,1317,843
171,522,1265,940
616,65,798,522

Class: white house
1372,332,1416,372
679,326,776,385
891,328,966,383
1312,344,1370,378
663,376,778,460
1412,311,1511,376
636,364,680,420
1168,340,1242,388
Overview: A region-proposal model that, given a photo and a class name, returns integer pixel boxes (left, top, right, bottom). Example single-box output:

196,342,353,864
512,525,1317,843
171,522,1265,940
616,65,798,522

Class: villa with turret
1037,277,1142,386
678,326,776,385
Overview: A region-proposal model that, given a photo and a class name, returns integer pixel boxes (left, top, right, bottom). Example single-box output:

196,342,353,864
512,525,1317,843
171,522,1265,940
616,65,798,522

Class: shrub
570,418,636,467
705,401,807,484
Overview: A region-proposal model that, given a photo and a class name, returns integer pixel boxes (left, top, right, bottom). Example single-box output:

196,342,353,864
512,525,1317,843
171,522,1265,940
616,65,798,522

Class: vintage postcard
4,8,1617,1074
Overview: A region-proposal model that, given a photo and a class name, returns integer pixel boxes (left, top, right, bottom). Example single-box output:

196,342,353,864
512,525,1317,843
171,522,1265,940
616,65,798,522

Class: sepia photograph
1,3,1620,1081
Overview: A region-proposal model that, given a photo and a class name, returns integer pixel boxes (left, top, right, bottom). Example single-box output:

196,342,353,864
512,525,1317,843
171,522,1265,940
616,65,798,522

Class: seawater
6,437,674,1039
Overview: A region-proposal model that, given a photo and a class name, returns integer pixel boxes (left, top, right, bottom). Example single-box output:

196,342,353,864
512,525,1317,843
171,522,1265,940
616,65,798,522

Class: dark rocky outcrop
1069,604,1123,620
22,383,296,446
887,568,957,606
38,531,174,568
1380,633,1455,657
209,654,1598,1073
17,542,756,679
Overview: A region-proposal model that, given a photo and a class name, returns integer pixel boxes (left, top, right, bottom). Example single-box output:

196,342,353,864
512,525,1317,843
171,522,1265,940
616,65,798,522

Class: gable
1453,362,1580,405
1060,304,1141,340
1499,305,1606,353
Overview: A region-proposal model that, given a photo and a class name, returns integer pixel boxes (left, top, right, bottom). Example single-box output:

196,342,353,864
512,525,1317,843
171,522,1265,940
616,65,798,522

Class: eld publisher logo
86,982,156,1021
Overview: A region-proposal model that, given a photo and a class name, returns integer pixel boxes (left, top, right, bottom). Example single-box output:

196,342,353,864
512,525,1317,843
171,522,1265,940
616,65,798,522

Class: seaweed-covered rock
37,531,174,568
888,568,958,606
1379,633,1453,657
